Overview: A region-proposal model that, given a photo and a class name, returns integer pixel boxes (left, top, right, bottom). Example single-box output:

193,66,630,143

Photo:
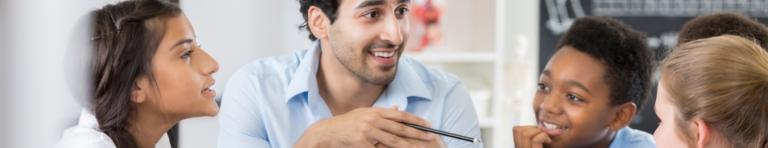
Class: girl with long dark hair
55,0,219,147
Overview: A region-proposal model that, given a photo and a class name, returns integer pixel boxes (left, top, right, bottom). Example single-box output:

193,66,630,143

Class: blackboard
538,0,768,134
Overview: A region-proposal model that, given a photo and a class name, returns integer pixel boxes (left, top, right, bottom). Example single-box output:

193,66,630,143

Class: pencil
402,123,481,143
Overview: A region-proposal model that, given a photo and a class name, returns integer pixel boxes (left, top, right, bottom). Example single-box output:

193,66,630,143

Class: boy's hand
513,126,551,148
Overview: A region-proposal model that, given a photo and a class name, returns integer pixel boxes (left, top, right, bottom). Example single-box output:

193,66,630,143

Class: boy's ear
307,6,330,40
609,102,637,131
131,75,150,104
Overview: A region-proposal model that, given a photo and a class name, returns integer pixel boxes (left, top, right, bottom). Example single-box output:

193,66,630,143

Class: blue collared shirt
608,127,656,148
217,41,483,148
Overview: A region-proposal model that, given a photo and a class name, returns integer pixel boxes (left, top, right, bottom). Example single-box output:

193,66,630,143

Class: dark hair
678,12,768,49
555,16,654,111
298,0,341,41
89,0,181,147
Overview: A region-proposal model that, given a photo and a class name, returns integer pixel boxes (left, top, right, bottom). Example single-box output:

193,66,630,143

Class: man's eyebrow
356,0,386,9
170,39,193,51
566,80,592,95
542,70,551,78
398,0,410,3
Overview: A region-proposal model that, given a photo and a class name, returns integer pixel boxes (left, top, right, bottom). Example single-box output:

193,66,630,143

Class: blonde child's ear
131,75,150,104
609,102,637,131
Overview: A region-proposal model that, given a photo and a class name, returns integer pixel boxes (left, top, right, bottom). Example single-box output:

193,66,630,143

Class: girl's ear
691,118,711,148
609,102,637,131
131,75,149,104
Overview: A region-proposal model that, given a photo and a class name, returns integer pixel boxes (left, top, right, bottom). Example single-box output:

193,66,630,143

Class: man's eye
567,94,583,102
364,11,379,18
538,83,550,91
396,7,409,15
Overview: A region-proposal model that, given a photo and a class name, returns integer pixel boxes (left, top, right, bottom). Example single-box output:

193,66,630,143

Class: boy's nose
540,95,564,115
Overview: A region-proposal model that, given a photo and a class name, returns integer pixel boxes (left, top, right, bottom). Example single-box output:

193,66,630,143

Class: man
217,0,482,147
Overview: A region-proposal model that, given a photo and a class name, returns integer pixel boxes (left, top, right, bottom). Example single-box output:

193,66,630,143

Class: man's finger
366,128,418,148
374,118,433,141
374,143,392,148
375,108,431,128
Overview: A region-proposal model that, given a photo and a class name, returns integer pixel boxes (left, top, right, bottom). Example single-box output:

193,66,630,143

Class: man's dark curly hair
298,0,341,41
678,12,768,49
555,16,654,111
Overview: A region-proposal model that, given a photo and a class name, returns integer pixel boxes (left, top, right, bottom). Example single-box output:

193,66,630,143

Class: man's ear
307,6,330,40
131,75,150,104
691,118,712,148
609,102,637,131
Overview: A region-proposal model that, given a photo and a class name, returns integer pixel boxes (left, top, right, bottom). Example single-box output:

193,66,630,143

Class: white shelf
403,51,496,63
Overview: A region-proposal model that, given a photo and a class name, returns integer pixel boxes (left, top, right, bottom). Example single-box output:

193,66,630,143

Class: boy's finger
513,126,537,148
531,132,551,148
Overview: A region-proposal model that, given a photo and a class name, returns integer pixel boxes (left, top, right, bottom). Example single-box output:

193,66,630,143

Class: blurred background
0,0,766,148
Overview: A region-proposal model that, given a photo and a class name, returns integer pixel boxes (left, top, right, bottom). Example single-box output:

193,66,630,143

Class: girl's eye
395,7,409,15
567,94,583,102
655,115,662,124
181,50,193,59
364,11,380,18
538,83,550,91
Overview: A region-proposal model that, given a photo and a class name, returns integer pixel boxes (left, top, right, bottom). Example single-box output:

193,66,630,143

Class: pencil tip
474,139,480,143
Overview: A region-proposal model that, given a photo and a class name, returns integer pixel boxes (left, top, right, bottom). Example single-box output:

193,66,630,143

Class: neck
577,130,616,148
126,106,181,148
316,41,387,116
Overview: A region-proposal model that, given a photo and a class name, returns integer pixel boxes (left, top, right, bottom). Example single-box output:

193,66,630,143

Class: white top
54,109,171,148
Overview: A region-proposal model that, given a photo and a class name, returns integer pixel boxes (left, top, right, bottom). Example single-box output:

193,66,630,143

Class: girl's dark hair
89,0,181,147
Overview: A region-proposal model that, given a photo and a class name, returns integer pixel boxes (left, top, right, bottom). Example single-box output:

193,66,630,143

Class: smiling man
217,0,482,147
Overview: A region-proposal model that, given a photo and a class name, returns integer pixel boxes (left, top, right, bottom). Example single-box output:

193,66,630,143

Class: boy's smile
533,46,617,148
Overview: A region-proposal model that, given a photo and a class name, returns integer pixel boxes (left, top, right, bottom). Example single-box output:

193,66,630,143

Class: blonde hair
661,35,768,148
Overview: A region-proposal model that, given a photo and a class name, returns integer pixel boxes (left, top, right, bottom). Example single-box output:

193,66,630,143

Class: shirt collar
284,41,433,104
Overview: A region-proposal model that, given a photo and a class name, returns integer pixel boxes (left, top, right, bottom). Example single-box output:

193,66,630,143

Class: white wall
0,0,123,147
0,0,309,147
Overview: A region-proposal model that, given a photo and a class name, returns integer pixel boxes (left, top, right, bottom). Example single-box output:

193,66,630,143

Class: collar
284,41,433,105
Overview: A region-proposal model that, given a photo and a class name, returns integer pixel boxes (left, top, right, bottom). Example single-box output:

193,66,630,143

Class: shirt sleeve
440,81,484,148
217,69,271,147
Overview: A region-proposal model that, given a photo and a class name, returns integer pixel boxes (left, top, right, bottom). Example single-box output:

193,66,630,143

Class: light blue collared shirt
608,127,656,148
217,41,482,148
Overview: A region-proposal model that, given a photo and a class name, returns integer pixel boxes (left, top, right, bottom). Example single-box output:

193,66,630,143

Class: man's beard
329,36,404,86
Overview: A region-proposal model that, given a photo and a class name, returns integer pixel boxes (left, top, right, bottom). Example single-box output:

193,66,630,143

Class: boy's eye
538,83,550,91
181,50,193,59
567,94,583,102
363,11,380,18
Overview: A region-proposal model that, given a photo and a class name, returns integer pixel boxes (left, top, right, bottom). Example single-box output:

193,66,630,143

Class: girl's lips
539,121,568,136
202,88,216,98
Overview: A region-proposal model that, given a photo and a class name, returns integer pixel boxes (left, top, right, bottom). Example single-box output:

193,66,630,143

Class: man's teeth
543,122,566,129
203,87,211,91
372,51,395,58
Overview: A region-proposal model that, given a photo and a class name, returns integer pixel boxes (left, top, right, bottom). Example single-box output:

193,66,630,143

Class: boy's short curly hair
678,12,768,49
556,16,654,111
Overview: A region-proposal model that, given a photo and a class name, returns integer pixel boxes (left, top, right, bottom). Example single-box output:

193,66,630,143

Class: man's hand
294,106,434,148
374,133,446,148
513,126,551,148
